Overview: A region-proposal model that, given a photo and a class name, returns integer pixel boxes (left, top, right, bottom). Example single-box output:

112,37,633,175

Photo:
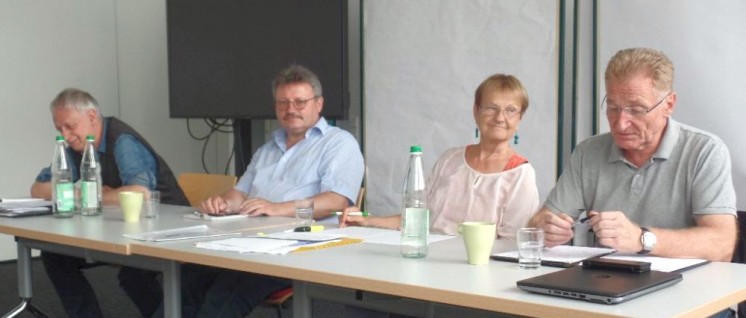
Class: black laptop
516,266,682,304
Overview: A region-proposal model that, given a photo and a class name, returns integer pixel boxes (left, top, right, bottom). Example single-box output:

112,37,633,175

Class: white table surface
128,221,746,318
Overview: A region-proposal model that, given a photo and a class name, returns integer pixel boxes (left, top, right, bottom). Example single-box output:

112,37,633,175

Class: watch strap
638,226,652,255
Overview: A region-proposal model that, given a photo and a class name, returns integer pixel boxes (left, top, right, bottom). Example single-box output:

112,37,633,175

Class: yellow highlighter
293,225,324,232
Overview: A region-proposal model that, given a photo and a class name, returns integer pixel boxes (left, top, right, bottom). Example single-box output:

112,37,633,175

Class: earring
475,127,479,139
514,133,519,145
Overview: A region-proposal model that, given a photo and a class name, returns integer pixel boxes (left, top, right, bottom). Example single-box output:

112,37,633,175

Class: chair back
177,173,237,207
355,187,365,210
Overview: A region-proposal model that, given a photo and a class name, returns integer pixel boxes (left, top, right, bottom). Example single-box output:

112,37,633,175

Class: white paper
196,237,300,254
323,226,455,246
123,225,238,242
492,245,616,266
182,212,248,221
259,232,345,242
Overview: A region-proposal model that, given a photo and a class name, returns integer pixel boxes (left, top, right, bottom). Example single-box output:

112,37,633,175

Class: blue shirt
36,120,158,190
235,117,364,204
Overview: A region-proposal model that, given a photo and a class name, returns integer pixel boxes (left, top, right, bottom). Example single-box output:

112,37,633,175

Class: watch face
642,231,657,249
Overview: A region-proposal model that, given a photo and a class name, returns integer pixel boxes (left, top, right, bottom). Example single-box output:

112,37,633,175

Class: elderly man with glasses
177,64,364,318
528,48,737,263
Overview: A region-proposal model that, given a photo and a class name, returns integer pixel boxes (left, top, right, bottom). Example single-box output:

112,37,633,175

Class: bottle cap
56,135,64,141
86,135,95,141
410,145,422,153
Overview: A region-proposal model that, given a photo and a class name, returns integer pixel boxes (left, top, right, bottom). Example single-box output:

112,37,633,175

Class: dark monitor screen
167,0,348,119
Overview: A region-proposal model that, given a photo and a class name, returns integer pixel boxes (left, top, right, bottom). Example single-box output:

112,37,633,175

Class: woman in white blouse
340,74,539,240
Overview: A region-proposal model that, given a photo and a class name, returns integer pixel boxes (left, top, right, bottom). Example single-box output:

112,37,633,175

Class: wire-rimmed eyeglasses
477,105,522,118
603,92,672,118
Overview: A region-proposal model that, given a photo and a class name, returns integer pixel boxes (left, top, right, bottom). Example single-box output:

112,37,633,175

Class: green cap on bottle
56,135,64,141
410,145,422,153
86,135,95,141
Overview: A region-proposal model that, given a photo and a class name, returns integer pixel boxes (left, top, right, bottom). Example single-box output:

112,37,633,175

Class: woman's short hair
474,74,529,113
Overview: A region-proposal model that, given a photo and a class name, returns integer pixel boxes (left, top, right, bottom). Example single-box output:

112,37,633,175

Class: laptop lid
516,266,682,304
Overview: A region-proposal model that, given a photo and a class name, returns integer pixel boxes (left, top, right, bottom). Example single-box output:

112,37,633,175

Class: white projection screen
363,1,559,215
597,0,746,210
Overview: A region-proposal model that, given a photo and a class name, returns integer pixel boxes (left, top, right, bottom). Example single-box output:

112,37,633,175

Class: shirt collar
272,117,329,151
608,118,678,163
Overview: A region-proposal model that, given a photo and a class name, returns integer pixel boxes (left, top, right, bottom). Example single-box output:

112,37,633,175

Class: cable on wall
186,118,234,174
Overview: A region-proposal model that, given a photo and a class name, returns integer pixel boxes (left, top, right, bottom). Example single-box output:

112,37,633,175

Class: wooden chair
177,172,237,207
262,187,366,317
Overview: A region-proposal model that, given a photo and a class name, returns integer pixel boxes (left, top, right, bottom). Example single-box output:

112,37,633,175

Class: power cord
186,118,234,174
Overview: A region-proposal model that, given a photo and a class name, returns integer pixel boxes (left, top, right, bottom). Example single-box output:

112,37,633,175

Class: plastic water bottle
51,136,75,217
80,135,102,216
401,145,429,258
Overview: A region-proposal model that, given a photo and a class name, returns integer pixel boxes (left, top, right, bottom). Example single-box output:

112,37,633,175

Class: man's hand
237,198,287,217
587,210,643,253
199,195,230,214
529,209,575,247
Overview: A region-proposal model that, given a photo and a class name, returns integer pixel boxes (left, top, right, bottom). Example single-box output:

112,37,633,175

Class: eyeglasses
274,96,318,110
478,105,522,118
603,92,671,118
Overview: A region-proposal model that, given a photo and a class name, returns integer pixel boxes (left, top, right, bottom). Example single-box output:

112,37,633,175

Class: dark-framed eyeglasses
478,105,522,118
274,96,318,110
603,92,672,118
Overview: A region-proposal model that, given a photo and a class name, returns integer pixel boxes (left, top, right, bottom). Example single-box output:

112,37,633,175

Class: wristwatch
638,227,657,255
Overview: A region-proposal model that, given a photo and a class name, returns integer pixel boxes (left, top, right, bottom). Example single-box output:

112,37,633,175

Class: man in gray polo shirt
528,47,737,261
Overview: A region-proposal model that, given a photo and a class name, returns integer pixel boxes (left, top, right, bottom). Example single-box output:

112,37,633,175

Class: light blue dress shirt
235,117,364,204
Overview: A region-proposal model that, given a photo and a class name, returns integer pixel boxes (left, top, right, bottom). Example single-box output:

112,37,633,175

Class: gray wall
0,0,228,261
595,0,746,211
363,0,559,215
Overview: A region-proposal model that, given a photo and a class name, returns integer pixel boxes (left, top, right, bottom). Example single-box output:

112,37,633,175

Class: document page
323,226,455,245
492,245,616,267
123,225,238,242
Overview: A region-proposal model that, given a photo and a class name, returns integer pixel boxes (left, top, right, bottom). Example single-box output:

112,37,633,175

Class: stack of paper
123,225,237,242
491,245,616,267
196,232,346,255
322,226,455,245
0,199,52,217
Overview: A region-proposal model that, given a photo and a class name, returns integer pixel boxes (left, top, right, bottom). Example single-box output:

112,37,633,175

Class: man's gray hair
271,64,323,98
50,88,103,118
605,48,674,93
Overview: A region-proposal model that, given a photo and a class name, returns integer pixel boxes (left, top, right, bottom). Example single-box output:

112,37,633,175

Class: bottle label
402,207,430,234
55,182,75,212
80,181,99,209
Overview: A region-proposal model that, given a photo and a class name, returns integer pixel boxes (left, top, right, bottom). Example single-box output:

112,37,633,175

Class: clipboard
293,237,363,253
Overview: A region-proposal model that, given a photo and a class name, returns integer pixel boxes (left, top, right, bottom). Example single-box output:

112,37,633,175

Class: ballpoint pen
577,215,591,224
332,211,369,217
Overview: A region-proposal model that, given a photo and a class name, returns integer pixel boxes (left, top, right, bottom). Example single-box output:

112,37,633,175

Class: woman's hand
338,206,369,228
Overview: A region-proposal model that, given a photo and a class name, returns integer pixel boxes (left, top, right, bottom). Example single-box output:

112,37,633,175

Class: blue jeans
41,251,162,318
181,264,290,318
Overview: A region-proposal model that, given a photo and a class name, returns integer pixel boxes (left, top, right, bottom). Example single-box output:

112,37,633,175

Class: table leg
2,240,50,318
293,281,312,318
162,260,182,318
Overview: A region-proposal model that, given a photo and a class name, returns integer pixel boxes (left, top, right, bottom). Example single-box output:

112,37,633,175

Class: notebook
491,245,615,267
516,266,682,304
